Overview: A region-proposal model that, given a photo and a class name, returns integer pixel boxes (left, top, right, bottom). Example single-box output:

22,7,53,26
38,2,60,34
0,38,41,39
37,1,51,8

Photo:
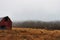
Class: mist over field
0,0,60,40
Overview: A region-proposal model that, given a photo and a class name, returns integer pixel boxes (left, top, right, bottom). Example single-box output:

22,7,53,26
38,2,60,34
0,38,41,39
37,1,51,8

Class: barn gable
0,16,12,30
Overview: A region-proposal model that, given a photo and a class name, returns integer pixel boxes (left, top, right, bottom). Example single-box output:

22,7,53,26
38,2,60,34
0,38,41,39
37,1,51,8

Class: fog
0,0,60,21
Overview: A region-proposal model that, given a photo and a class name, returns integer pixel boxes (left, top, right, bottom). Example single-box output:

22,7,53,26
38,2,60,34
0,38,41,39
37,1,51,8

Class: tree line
13,21,60,30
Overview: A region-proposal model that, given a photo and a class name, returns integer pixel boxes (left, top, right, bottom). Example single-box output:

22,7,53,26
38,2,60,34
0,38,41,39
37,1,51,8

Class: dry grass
0,27,60,40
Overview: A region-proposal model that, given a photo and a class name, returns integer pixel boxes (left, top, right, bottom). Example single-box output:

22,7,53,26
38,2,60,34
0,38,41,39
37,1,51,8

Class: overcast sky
0,0,60,21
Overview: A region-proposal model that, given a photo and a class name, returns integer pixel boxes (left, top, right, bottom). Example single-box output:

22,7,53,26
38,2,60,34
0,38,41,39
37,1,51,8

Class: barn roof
0,16,9,21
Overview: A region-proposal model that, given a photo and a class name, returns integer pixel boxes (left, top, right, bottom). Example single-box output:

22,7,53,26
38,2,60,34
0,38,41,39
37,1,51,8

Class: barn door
0,25,6,30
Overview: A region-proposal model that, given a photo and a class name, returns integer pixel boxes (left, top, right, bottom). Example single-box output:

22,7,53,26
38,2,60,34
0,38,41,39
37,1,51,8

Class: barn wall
0,18,12,30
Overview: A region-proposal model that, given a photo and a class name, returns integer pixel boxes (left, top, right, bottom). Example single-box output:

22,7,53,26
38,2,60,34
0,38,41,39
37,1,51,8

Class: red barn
0,16,12,30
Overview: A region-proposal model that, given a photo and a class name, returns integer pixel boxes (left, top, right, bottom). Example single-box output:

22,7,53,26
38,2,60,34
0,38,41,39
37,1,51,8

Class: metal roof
0,16,8,21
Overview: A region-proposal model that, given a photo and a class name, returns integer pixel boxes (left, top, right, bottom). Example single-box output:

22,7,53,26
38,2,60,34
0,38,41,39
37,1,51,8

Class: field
0,28,60,40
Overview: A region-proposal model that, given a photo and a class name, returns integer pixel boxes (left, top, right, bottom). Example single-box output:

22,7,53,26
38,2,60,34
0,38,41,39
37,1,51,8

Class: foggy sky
0,0,60,21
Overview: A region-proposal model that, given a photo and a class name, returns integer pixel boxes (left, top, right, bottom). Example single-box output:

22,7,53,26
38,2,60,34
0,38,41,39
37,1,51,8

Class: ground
0,28,60,40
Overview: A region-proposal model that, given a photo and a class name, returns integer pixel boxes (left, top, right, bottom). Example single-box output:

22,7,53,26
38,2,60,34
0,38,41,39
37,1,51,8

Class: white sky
0,0,60,21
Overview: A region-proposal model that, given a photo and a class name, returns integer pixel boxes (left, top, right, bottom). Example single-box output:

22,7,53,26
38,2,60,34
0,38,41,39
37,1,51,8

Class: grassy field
0,28,60,40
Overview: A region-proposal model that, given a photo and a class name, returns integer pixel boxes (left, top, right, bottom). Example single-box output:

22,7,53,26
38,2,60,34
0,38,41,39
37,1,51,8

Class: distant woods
13,21,60,30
